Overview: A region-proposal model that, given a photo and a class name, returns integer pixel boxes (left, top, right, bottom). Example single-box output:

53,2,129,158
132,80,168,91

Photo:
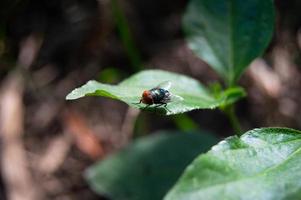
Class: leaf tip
65,88,84,100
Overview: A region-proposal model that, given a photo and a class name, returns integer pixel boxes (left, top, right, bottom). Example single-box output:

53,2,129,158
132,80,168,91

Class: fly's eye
143,90,151,98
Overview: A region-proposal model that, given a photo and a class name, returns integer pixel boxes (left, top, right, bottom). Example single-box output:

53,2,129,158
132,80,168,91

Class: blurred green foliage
86,131,218,200
183,0,275,86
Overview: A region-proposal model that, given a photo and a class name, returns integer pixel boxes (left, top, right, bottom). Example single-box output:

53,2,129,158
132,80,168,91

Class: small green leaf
66,70,245,115
217,86,246,108
183,0,275,85
86,131,218,200
165,128,301,200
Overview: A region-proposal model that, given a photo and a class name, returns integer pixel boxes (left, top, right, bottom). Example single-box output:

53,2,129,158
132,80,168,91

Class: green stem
172,114,199,132
111,0,143,71
223,104,242,135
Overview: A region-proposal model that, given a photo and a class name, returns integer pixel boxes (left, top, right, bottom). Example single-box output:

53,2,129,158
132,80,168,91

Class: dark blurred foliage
275,0,301,31
7,0,101,74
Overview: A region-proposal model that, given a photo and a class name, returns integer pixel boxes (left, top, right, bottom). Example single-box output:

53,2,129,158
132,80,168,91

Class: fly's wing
156,81,172,90
169,93,184,102
157,81,183,103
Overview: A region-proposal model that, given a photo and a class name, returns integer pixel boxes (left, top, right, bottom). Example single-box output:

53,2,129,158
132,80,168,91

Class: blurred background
0,0,301,199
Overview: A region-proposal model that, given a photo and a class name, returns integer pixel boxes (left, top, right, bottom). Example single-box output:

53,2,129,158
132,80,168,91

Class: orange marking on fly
142,90,153,105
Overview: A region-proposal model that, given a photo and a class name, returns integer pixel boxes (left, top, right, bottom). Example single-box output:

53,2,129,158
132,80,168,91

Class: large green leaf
66,70,245,115
183,0,275,85
86,131,218,200
165,128,301,200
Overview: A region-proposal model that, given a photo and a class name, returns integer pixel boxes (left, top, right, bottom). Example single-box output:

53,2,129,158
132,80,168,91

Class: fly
134,81,183,112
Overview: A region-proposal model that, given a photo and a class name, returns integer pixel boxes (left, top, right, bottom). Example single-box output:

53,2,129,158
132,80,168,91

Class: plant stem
111,0,143,71
223,104,242,135
172,114,199,132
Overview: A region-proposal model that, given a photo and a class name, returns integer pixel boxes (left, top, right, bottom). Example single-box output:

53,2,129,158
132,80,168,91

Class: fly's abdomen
151,88,170,104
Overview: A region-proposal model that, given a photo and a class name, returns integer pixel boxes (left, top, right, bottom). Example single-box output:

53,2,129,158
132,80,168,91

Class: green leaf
165,128,301,200
86,131,218,200
66,70,245,115
215,86,246,108
183,0,275,85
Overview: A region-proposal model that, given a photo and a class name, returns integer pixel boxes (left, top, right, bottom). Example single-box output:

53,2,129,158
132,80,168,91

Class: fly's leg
163,103,171,112
133,100,151,111
154,103,171,113
133,99,142,105
133,99,144,109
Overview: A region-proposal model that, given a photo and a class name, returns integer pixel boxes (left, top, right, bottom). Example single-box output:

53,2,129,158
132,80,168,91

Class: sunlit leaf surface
165,128,301,200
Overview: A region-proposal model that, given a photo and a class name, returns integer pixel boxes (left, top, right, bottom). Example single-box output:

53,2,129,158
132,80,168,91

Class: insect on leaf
66,70,245,115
